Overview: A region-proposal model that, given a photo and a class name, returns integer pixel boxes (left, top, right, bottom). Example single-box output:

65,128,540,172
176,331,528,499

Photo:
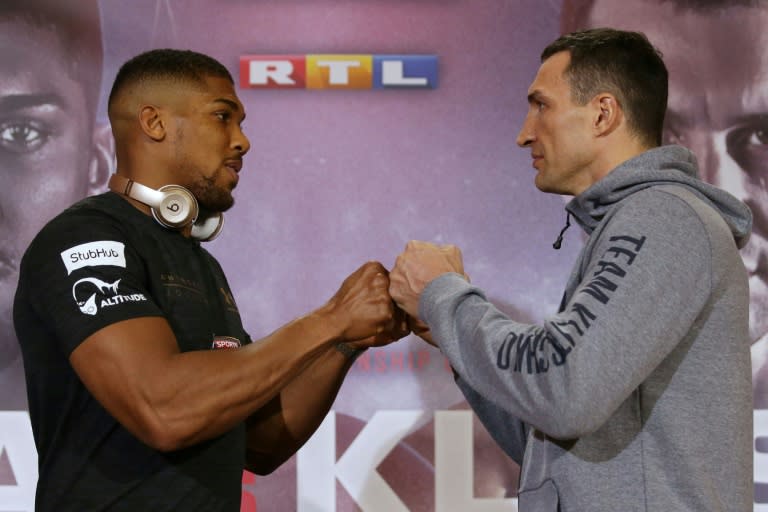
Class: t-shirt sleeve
21,211,165,356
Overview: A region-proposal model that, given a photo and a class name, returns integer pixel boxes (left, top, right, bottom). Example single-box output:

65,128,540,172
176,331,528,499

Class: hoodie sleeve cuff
419,273,472,319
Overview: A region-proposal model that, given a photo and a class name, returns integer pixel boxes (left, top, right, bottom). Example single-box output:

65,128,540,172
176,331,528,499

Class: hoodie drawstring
553,212,571,250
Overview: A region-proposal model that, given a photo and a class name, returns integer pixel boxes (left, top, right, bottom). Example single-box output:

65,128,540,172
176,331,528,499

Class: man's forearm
244,343,358,474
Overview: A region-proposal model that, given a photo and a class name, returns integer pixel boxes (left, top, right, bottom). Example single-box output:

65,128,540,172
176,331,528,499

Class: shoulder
20,193,145,280
27,193,136,254
589,184,744,281
198,245,225,272
587,186,716,271
609,185,722,234
613,185,735,246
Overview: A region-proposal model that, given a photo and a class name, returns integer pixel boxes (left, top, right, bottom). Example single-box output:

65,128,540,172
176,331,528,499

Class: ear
592,93,621,137
88,122,116,194
139,104,166,141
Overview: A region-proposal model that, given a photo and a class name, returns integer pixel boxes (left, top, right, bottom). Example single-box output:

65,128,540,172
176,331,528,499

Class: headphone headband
110,175,166,211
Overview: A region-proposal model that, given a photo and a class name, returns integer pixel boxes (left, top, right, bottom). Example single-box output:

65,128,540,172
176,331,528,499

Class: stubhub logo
240,54,438,89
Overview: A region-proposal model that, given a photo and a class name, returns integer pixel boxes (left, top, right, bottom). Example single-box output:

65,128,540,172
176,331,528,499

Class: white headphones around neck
108,174,224,241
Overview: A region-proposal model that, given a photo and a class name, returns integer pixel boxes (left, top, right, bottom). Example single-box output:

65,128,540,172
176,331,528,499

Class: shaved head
107,49,233,124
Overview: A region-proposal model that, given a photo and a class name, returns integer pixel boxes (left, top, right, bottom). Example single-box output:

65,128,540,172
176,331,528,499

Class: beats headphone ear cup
190,212,224,241
108,174,223,240
152,185,199,229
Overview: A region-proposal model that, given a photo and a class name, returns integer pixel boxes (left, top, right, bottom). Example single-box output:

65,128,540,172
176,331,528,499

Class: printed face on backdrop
165,76,250,213
0,20,102,371
586,0,768,342
516,51,596,196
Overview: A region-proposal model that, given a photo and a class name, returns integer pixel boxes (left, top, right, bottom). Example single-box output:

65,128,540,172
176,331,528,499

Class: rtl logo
240,54,438,89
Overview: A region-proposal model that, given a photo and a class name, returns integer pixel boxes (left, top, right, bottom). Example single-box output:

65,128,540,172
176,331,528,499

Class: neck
587,136,653,189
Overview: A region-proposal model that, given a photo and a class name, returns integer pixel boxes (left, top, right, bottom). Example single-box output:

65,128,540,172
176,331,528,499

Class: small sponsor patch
211,336,242,350
61,241,126,275
72,276,147,316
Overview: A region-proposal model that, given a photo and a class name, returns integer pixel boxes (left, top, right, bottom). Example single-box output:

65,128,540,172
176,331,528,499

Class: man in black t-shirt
14,49,408,511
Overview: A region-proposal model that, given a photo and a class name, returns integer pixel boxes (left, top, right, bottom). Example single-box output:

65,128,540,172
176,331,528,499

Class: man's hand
408,314,437,347
323,261,409,347
389,240,467,319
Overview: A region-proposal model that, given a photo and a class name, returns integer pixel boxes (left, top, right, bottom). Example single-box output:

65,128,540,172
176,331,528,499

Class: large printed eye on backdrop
1,0,764,511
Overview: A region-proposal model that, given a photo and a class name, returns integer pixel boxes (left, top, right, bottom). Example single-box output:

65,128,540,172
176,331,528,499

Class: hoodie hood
565,145,753,248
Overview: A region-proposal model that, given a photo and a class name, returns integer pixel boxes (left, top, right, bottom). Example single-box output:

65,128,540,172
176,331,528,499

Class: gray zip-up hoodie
420,146,753,511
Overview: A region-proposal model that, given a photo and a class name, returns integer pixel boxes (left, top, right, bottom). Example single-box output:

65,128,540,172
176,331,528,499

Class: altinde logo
71,277,147,316
240,54,438,89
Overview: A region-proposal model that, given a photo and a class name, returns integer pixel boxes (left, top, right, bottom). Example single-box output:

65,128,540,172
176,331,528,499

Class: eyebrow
212,98,246,121
0,93,67,112
527,90,546,104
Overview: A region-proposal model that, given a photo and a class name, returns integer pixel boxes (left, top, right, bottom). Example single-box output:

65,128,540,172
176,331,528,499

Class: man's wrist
305,306,347,347
334,342,366,361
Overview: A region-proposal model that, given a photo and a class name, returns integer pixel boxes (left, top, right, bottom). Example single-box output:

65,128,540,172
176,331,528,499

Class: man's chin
199,193,234,213
534,175,553,194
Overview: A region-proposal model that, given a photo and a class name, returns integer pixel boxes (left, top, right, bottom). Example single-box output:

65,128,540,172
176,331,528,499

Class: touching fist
389,240,467,319
325,261,408,346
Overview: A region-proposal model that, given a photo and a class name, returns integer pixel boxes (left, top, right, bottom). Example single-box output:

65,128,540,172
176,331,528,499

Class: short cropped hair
1,0,103,119
542,28,668,147
108,49,233,114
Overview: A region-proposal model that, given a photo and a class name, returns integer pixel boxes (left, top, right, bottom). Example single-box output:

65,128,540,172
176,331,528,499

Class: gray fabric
420,145,753,511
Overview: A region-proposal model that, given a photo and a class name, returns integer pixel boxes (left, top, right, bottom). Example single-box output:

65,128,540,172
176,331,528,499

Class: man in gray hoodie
390,28,753,511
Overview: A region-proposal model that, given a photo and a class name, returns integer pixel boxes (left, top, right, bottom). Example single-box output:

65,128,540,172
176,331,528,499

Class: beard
188,168,235,213
171,127,237,213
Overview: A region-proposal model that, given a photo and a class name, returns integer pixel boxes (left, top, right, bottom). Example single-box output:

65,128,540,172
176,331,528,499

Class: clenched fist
324,261,409,349
389,241,468,319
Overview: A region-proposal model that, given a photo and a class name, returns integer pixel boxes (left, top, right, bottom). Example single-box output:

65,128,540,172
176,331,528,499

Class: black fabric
14,192,250,511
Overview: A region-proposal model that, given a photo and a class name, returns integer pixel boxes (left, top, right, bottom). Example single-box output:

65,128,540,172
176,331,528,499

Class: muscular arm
70,261,405,457
244,304,408,474
243,344,353,474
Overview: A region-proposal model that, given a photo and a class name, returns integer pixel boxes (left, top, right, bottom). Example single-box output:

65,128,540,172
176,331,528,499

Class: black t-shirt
13,192,251,511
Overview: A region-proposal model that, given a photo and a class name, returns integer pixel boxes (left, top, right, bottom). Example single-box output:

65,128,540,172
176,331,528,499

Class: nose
517,114,534,148
232,125,251,156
